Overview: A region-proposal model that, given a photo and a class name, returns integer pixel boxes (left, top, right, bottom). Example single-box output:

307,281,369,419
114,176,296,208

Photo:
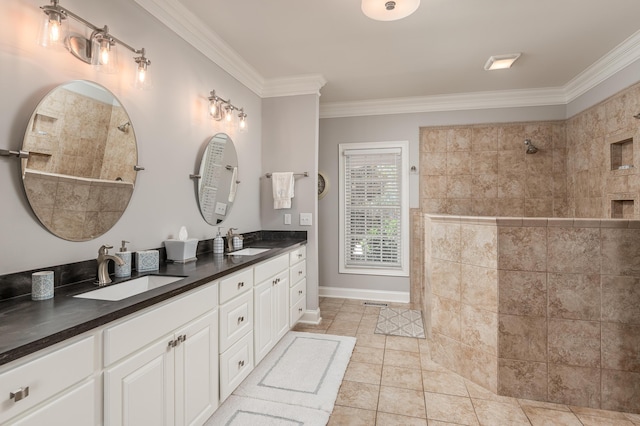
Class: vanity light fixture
484,53,521,71
361,0,420,21
38,0,151,88
208,90,248,131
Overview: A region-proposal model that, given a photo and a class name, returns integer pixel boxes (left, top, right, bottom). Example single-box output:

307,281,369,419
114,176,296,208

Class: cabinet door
174,310,219,426
253,280,274,364
274,275,289,342
105,338,175,426
12,379,96,426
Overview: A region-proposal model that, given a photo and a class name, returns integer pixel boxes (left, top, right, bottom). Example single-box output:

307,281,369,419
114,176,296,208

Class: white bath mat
375,307,426,338
206,331,355,424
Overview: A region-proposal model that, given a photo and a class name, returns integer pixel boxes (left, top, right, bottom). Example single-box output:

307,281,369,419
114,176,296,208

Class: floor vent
363,302,388,307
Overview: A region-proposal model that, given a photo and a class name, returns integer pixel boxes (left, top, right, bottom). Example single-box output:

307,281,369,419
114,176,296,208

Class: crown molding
319,87,568,119
133,0,264,96
262,74,327,98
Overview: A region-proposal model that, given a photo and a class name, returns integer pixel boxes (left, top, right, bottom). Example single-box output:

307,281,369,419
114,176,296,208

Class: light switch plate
284,213,291,225
300,213,312,226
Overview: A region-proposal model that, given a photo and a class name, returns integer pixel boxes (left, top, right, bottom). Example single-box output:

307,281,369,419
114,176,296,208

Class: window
339,141,409,276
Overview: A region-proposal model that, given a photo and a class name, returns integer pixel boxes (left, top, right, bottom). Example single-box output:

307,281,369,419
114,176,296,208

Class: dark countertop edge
0,239,306,367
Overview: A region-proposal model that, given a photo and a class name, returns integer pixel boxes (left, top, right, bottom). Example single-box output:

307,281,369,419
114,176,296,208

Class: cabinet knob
238,360,245,368
237,316,244,324
9,387,29,402
237,282,244,289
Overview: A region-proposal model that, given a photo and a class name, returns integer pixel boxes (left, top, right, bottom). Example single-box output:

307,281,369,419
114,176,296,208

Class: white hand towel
272,172,294,209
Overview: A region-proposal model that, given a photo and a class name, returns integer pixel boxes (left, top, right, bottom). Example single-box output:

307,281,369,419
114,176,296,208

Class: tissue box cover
164,239,198,262
136,250,159,272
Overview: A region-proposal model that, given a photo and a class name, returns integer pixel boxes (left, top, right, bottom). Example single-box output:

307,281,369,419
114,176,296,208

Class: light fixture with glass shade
38,0,151,88
207,89,247,131
361,0,420,21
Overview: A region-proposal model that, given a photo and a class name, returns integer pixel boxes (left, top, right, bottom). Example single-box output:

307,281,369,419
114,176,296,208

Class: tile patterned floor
293,298,640,426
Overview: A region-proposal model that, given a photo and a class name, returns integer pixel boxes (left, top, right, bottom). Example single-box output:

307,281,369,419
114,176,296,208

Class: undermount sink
226,247,270,256
74,275,185,301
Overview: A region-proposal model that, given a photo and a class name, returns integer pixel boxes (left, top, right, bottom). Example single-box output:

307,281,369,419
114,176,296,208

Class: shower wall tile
447,175,473,199
498,314,547,362
432,294,461,340
497,226,547,271
431,222,461,262
461,304,497,355
498,150,526,174
430,332,462,373
602,275,640,324
547,273,601,321
472,127,499,151
601,322,640,373
471,174,498,199
498,125,526,151
601,369,640,413
547,227,601,274
471,199,499,217
547,319,601,368
460,224,497,268
601,228,640,276
472,151,498,175
431,259,461,301
498,270,546,317
447,151,472,174
461,343,498,393
449,128,472,151
548,364,601,408
421,128,449,152
524,198,554,217
423,152,448,175
497,198,524,216
461,264,497,312
498,358,547,401
422,175,447,198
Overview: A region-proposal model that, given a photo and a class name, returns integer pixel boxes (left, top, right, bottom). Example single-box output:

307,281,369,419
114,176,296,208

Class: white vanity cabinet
218,269,254,402
253,253,290,364
103,281,219,426
289,246,307,326
0,335,97,426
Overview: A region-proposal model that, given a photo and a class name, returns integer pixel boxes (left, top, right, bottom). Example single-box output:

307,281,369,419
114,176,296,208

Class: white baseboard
319,286,410,303
298,308,321,325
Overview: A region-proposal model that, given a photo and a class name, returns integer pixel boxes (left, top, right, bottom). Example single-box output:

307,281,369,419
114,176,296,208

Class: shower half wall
424,213,640,413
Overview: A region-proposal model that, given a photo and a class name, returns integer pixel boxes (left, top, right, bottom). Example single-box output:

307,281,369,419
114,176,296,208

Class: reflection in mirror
21,80,138,241
197,133,238,225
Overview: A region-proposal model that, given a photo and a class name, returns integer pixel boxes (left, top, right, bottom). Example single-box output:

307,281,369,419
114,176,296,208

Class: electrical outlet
299,213,312,226
284,214,291,225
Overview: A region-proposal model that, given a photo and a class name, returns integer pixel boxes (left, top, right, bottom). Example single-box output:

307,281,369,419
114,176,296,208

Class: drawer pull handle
168,339,177,348
298,308,303,313
10,387,29,402
237,316,244,324
273,278,281,285
298,270,303,275
298,254,303,258
238,360,245,368
178,335,187,343
298,290,303,295
237,282,245,289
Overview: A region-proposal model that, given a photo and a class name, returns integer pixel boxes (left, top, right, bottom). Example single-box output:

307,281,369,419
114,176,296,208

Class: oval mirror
196,133,238,225
21,80,138,241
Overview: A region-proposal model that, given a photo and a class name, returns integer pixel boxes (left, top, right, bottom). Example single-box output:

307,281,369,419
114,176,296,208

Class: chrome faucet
97,244,125,286
226,228,238,252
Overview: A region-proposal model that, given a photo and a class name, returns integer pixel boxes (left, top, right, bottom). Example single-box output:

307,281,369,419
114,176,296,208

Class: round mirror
196,133,238,225
21,80,138,241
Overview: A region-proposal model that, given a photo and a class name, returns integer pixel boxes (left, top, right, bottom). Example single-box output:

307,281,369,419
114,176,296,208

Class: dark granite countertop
0,237,306,367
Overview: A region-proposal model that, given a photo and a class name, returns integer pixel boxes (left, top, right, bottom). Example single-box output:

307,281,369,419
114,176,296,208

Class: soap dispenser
213,228,224,254
115,240,132,278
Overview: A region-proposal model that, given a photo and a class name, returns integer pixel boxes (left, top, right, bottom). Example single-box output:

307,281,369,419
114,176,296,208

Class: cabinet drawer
220,268,253,304
104,282,218,366
219,331,253,402
290,261,306,286
0,335,95,424
219,290,253,352
254,254,288,284
290,278,306,307
290,297,306,326
289,246,306,266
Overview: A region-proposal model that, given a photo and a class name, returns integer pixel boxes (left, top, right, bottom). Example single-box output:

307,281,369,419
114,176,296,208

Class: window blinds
343,147,403,270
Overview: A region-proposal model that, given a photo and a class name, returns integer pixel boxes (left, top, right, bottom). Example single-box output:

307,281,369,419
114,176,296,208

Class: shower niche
610,137,634,171
606,132,639,218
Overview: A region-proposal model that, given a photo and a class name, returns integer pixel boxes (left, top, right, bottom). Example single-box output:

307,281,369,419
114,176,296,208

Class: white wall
0,0,262,275
261,95,319,311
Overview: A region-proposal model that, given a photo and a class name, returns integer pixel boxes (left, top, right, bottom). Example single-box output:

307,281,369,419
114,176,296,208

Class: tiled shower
416,81,640,413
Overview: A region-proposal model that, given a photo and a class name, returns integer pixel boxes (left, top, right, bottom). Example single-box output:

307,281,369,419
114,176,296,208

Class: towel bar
265,172,309,178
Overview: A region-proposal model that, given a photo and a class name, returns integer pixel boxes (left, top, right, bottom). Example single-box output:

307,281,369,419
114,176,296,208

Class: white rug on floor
375,307,426,338
206,331,355,425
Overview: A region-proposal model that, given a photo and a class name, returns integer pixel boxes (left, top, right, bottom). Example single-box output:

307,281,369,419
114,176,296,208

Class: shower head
524,139,538,154
117,122,131,133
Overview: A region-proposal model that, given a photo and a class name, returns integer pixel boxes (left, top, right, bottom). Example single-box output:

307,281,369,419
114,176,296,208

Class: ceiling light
361,0,420,21
484,53,521,71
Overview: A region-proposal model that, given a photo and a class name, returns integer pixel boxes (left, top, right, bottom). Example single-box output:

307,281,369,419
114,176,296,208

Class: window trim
338,141,409,277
